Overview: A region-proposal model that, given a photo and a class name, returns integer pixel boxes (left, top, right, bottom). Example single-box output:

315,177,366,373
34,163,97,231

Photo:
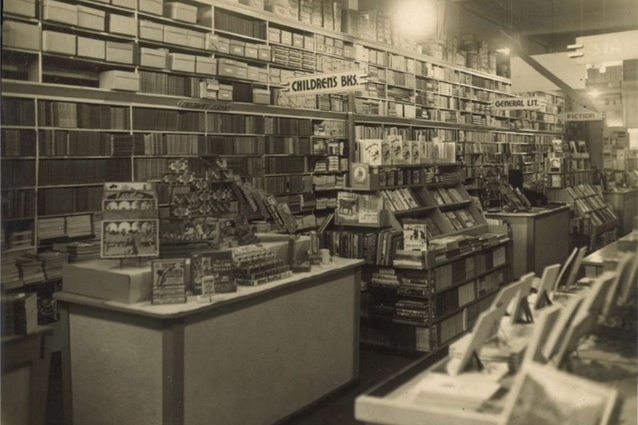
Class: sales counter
485,206,570,278
56,257,363,425
603,189,638,237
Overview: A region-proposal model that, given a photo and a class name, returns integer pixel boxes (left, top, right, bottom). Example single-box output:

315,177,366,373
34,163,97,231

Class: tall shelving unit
3,0,556,333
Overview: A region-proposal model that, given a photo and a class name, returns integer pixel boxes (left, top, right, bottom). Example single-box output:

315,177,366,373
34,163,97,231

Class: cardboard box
217,59,237,77
195,56,217,75
43,0,78,26
164,25,188,45
325,45,334,55
244,43,259,59
2,21,40,51
186,31,206,49
281,30,292,45
42,31,76,55
258,45,271,61
78,6,106,31
292,33,304,48
4,0,37,18
77,37,106,60
268,28,281,43
109,14,136,37
99,70,140,91
247,65,259,81
258,70,269,84
111,0,135,9
139,47,167,68
304,35,314,50
139,20,164,42
63,260,152,303
230,40,245,57
164,2,198,23
218,84,233,101
139,0,163,15
253,88,270,105
168,52,195,72
235,65,248,80
106,41,134,64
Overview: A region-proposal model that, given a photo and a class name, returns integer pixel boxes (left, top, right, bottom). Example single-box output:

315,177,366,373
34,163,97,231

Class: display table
485,206,570,278
582,231,638,277
56,258,363,425
1,325,55,425
604,189,638,237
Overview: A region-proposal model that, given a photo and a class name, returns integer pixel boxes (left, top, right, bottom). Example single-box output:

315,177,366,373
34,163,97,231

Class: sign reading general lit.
492,97,546,111
562,112,604,122
283,69,367,96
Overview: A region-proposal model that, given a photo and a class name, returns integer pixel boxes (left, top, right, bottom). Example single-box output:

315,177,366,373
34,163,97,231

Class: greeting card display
101,182,159,259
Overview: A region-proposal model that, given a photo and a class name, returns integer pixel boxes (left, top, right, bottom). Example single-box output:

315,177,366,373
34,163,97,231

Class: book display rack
546,184,619,251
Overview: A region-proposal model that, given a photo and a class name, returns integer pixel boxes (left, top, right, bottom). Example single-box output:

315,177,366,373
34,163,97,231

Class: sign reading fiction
283,69,367,96
562,112,604,122
492,97,546,111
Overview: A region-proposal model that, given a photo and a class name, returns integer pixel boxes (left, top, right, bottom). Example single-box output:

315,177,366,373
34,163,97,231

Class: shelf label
282,69,367,96
492,97,546,110
562,112,604,121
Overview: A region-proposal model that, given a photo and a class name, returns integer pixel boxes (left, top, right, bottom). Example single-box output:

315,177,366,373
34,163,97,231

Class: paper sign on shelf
282,69,367,96
492,97,546,111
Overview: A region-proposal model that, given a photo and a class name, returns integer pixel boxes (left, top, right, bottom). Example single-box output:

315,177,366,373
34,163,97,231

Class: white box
4,0,36,18
186,31,206,49
195,56,217,75
42,31,76,55
168,53,195,73
77,37,106,60
109,14,137,37
139,20,164,41
139,47,167,69
78,6,106,31
164,26,188,45
63,260,151,303
2,21,40,51
111,0,135,9
138,0,163,15
43,0,78,26
164,2,198,23
99,70,140,91
106,41,134,64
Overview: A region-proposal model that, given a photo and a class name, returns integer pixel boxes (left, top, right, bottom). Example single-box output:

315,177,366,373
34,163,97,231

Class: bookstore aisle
2,0,638,424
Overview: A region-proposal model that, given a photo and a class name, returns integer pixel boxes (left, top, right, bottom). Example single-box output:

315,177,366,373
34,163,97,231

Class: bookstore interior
1,0,638,424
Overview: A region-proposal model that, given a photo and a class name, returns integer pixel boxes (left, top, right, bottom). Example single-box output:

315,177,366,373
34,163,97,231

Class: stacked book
65,240,101,262
38,251,69,281
15,256,45,285
66,215,94,238
394,299,430,326
1,252,22,290
370,268,401,288
1,293,38,335
38,217,66,240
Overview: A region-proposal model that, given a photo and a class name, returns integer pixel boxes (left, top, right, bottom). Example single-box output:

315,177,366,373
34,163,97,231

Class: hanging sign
562,112,604,122
572,30,638,65
282,69,367,96
492,97,546,111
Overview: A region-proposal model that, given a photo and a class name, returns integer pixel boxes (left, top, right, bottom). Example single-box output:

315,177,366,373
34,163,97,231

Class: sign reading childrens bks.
492,97,546,111
282,69,368,96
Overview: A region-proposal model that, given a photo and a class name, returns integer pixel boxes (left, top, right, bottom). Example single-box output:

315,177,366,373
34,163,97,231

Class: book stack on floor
1,254,22,290
1,292,38,335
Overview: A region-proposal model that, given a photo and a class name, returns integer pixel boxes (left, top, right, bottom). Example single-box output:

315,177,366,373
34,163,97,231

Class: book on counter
151,259,187,305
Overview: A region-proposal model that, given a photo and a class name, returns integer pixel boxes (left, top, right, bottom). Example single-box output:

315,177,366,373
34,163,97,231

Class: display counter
485,206,570,278
582,231,638,277
604,189,638,237
56,258,363,425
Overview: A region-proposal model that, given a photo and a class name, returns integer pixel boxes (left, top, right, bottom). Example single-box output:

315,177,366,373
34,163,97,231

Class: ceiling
454,0,638,52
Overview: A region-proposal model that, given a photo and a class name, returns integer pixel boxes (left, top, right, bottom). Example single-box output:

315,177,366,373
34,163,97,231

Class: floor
44,347,416,425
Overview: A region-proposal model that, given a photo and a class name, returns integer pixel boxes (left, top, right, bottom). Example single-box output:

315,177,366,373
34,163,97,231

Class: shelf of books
546,184,619,251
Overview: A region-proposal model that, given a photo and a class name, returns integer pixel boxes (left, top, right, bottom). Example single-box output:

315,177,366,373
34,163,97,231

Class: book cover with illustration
358,194,383,224
403,219,428,251
336,192,359,224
